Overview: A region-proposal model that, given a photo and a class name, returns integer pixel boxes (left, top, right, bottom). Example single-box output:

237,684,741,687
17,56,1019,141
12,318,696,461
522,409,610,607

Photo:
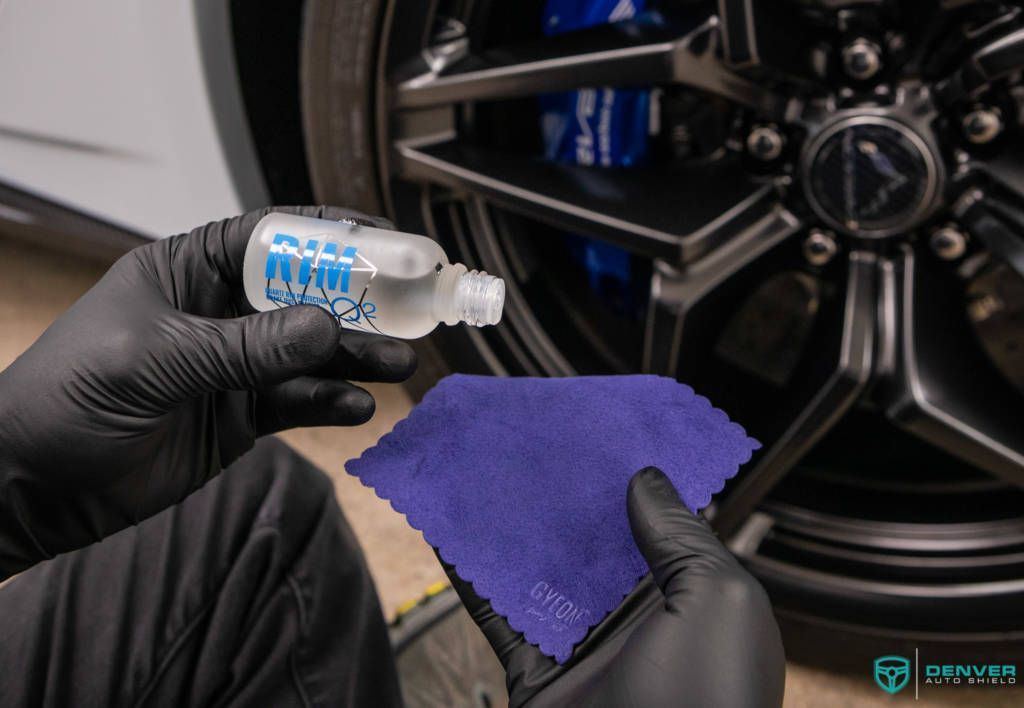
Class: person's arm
0,206,417,579
445,467,786,707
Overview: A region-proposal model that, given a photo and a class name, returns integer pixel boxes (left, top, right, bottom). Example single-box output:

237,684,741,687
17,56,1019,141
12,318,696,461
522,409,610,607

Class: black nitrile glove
0,206,417,579
444,467,786,708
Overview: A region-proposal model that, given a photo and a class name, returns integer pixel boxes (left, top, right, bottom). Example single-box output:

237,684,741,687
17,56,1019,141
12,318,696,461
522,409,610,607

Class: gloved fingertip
627,466,718,578
340,387,376,424
367,338,418,381
627,466,684,513
629,465,668,488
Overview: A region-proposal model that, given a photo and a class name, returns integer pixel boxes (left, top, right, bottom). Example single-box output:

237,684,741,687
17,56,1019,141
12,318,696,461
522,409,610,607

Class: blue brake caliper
539,0,651,315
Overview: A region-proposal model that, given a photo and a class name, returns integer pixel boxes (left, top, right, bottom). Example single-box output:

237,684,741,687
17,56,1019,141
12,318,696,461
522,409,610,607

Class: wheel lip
800,113,943,239
765,501,1024,552
775,605,1024,645
748,553,1024,600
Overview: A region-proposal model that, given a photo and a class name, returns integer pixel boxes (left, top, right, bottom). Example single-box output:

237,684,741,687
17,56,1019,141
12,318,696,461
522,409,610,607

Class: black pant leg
0,438,401,707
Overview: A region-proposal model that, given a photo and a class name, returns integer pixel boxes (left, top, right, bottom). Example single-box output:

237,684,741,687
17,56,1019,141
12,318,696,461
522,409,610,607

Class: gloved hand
0,206,416,578
444,467,786,708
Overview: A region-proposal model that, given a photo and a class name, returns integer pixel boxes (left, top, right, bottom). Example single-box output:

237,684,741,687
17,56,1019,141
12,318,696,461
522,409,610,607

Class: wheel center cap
803,116,941,238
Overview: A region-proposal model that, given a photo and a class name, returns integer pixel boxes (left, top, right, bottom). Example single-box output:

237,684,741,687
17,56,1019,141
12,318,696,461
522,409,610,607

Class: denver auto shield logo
872,651,1017,698
874,655,911,694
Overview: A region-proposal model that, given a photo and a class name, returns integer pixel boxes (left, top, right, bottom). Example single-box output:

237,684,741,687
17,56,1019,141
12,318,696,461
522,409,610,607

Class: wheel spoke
937,26,1024,104
391,17,788,119
954,187,1024,280
393,19,676,108
711,252,878,537
879,247,1024,485
396,137,781,261
641,206,803,375
961,140,1024,199
716,0,814,77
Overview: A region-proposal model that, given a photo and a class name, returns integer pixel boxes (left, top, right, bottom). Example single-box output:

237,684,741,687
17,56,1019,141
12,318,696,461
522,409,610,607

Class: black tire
300,0,385,216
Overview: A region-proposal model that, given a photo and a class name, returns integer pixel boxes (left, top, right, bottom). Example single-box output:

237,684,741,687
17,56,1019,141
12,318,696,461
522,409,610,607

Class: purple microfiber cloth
346,374,759,662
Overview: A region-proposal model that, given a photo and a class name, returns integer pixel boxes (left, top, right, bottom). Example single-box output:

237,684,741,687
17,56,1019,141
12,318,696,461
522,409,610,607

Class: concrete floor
1,233,1008,707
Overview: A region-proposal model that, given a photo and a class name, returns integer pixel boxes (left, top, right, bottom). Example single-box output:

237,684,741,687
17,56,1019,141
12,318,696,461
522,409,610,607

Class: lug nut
842,38,883,81
746,125,785,161
930,225,968,261
962,106,1002,144
804,230,839,266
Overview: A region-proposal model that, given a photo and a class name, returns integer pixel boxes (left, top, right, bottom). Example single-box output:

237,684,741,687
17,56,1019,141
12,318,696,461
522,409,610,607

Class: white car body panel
0,0,267,237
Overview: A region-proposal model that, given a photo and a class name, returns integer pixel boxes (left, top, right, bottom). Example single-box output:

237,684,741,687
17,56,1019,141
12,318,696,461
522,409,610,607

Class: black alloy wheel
302,0,1024,665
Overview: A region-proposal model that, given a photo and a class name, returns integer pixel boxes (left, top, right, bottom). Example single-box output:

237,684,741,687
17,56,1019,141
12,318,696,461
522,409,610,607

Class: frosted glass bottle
242,213,505,339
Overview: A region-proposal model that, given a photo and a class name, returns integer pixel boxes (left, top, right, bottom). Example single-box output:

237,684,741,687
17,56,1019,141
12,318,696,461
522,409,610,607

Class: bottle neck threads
455,270,505,326
436,264,505,327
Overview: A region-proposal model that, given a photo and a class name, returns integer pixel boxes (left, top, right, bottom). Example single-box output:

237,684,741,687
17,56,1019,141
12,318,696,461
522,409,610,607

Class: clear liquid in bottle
242,213,505,339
